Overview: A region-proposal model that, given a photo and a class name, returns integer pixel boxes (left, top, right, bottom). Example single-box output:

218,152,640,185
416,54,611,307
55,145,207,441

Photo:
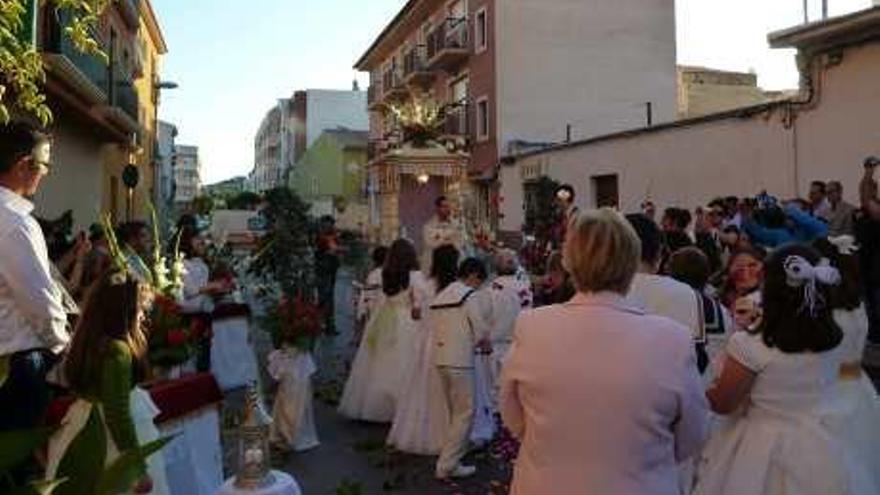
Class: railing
382,67,404,96
111,67,140,122
403,45,429,77
427,17,470,62
443,101,470,137
43,8,109,96
117,0,141,29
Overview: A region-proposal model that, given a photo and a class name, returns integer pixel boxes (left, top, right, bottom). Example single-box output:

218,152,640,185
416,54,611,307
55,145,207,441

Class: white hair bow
783,255,840,317
828,235,859,255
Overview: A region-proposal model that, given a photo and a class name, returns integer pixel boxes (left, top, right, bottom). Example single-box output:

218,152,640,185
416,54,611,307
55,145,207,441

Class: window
475,8,488,53
476,96,489,141
592,174,620,209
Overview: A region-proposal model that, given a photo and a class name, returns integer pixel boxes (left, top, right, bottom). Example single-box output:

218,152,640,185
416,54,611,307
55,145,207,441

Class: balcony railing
443,101,471,139
403,45,435,87
113,75,140,123
427,17,470,70
382,67,407,101
43,8,109,103
367,85,383,111
117,0,141,30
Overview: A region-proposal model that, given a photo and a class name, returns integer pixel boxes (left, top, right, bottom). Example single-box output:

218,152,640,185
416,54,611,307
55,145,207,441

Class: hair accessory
556,189,572,201
783,255,840,317
828,235,859,256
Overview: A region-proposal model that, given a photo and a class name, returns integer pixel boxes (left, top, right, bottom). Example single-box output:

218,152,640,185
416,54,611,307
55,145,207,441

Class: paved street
256,270,511,494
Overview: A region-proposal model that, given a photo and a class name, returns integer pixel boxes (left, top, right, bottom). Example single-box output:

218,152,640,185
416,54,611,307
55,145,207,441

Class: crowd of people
338,159,880,493
0,123,240,493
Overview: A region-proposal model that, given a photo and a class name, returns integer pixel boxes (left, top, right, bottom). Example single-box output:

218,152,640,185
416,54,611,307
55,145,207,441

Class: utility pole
646,102,653,127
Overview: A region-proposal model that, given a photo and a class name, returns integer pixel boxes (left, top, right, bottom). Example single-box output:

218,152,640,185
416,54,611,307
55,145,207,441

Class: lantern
234,384,274,489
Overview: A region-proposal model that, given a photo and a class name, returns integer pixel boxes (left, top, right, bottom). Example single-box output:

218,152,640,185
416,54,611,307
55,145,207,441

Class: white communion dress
338,271,425,423
267,347,320,452
693,331,874,495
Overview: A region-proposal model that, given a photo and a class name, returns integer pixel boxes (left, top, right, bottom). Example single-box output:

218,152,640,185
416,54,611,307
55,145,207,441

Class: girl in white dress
814,237,880,491
693,244,873,495
338,239,423,423
386,246,452,454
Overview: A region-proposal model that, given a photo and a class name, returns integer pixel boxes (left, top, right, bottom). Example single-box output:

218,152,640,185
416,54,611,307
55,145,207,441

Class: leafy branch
0,0,110,125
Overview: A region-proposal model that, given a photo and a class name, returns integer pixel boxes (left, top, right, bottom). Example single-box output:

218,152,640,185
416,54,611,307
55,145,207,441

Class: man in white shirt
625,214,702,343
422,196,465,272
0,123,69,435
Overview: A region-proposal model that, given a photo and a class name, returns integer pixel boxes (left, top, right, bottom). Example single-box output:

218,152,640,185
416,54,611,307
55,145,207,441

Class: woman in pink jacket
500,208,709,494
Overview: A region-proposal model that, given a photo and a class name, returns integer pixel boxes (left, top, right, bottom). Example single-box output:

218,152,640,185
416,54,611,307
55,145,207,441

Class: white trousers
436,367,475,476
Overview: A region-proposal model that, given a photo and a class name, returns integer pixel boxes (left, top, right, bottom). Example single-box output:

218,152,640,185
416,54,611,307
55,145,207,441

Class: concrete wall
495,0,677,152
34,114,105,232
305,90,369,148
499,42,880,233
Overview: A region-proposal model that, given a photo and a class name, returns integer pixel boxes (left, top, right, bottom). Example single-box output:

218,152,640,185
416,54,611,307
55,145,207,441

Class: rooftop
769,5,880,52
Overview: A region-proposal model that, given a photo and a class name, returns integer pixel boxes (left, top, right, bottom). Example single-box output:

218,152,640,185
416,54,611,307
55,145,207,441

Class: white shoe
436,464,477,480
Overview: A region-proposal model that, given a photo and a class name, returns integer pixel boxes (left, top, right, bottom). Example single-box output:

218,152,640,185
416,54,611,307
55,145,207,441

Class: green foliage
0,427,55,472
191,195,215,216
225,191,262,210
0,0,109,125
248,188,315,299
96,436,174,495
335,479,363,495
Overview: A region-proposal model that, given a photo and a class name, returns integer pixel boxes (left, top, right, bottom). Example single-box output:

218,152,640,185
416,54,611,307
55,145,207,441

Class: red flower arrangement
147,295,195,367
261,295,323,351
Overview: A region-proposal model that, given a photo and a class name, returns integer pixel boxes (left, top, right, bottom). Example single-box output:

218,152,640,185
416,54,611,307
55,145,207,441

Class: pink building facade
356,0,676,242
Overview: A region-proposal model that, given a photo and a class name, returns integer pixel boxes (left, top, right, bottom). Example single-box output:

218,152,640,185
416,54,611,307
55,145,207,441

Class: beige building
677,66,793,119
499,6,880,237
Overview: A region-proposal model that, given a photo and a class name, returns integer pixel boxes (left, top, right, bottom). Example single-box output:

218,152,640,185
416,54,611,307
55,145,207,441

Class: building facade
677,66,792,119
289,128,369,230
251,88,368,193
33,0,162,230
156,120,177,225
173,145,201,205
355,0,676,241
499,6,880,239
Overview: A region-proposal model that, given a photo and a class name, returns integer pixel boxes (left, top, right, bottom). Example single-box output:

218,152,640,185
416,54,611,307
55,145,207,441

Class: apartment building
677,66,794,119
355,0,676,240
174,145,201,205
251,88,368,193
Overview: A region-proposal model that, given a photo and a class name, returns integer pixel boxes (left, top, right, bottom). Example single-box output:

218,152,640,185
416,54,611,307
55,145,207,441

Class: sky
153,0,873,185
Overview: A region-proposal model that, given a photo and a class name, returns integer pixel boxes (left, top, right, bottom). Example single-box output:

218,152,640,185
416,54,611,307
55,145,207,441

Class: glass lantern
234,384,275,489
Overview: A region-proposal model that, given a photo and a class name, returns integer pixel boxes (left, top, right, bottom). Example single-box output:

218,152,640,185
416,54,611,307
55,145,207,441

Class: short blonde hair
563,208,641,294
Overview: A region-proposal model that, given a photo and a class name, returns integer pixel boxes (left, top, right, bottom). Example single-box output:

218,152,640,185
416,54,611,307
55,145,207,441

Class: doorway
398,175,443,254
592,174,619,209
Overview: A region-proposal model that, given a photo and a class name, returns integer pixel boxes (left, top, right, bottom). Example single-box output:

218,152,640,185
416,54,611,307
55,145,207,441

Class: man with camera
858,156,880,344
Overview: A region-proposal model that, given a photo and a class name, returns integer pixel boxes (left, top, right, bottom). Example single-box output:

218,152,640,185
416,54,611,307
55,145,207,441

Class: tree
0,0,109,124
248,188,315,299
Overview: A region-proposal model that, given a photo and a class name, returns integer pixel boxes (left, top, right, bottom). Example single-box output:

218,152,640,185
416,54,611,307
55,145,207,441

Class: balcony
442,101,471,141
403,45,435,87
427,18,470,71
42,8,109,105
99,67,140,134
367,85,385,111
117,0,142,30
382,68,408,102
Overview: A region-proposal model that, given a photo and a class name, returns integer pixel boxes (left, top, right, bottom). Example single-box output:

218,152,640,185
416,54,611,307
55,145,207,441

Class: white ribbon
828,235,859,256
783,255,840,317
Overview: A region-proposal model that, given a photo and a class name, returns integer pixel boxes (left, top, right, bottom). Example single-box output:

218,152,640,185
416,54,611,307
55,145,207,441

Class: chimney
352,79,360,91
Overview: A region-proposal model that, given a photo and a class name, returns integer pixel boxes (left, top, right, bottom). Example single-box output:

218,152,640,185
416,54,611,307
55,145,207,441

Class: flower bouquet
147,294,195,371
261,296,323,352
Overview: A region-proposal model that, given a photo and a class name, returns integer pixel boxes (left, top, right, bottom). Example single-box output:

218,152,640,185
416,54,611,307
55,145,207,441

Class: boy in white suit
431,256,490,479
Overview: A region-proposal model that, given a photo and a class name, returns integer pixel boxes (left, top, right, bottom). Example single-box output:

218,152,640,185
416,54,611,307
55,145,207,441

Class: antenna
803,0,809,23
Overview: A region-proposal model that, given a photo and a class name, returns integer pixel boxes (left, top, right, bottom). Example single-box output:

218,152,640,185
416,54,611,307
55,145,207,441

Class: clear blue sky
153,0,871,184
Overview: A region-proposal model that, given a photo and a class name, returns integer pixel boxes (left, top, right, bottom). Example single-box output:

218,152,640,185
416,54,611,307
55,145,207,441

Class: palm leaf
0,427,55,471
96,436,175,495
54,407,106,495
